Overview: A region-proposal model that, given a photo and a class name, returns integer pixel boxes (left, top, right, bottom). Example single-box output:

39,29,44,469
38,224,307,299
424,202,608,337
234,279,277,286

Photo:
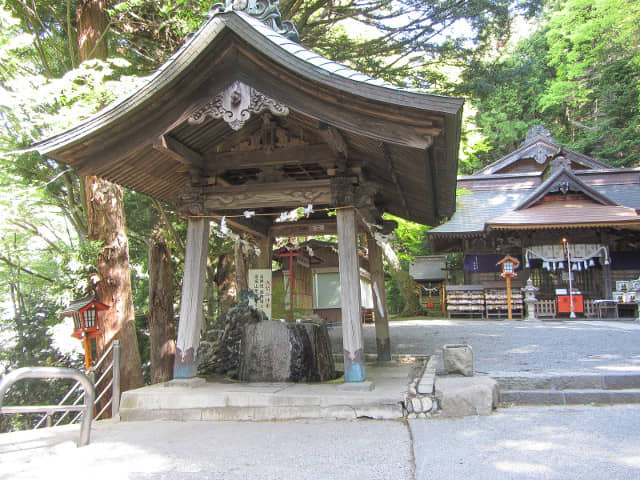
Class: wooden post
174,218,210,378
367,234,391,361
82,335,92,372
506,276,513,320
337,208,365,382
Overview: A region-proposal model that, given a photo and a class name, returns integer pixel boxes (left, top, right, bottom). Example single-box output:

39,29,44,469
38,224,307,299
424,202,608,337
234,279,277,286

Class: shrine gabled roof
31,5,463,227
430,158,640,239
514,166,619,210
472,127,611,176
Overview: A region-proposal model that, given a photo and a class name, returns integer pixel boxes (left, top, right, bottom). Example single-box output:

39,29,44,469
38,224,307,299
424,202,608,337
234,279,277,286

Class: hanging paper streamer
525,244,610,270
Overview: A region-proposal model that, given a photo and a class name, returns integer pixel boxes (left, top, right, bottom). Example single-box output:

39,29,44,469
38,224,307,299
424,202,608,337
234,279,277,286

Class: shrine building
429,126,640,319
33,0,463,382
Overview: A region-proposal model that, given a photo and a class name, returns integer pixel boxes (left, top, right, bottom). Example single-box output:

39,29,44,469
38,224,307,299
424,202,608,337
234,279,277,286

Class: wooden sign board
248,269,272,320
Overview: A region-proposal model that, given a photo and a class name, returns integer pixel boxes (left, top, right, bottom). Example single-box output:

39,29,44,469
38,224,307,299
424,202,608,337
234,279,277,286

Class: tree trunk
148,230,175,384
77,0,109,61
234,238,252,296
86,176,144,391
378,235,422,317
78,1,144,392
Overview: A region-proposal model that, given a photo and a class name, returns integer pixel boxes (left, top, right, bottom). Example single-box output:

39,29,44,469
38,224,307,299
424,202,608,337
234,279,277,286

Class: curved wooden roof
33,6,463,228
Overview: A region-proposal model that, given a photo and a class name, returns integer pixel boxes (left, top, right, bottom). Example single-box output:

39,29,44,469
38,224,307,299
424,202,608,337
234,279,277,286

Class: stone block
435,376,498,417
443,344,473,377
239,320,335,382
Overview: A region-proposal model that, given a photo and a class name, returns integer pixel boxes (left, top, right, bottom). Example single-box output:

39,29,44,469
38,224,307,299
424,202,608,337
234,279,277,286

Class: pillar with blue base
174,218,210,379
337,207,366,382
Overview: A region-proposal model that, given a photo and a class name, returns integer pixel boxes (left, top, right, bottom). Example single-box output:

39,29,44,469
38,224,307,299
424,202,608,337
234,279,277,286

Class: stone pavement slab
410,404,640,480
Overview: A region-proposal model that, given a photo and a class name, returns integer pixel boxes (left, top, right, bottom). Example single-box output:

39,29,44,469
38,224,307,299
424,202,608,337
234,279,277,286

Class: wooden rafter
153,135,204,169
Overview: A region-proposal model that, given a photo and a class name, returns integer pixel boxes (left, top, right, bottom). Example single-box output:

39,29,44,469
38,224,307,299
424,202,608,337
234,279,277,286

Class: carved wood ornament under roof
188,81,290,131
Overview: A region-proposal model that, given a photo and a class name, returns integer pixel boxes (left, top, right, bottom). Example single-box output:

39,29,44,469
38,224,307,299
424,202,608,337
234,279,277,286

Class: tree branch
0,255,55,283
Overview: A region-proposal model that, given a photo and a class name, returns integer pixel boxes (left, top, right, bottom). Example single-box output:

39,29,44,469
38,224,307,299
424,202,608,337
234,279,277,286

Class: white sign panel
248,269,272,320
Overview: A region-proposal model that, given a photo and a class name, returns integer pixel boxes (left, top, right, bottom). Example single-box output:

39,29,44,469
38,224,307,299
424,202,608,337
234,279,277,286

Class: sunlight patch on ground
498,440,555,451
595,365,640,372
2,437,171,479
493,461,553,474
390,319,456,327
618,456,640,468
582,354,621,361
506,345,540,354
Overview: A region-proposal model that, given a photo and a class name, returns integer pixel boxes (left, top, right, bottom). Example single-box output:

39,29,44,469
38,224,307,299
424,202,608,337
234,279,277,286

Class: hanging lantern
61,294,109,371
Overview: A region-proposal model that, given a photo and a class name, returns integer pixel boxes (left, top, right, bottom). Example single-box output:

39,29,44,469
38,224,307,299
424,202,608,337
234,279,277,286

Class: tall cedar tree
77,0,144,392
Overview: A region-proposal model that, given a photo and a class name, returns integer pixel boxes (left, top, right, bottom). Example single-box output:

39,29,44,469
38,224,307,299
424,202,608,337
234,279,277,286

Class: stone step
500,388,640,405
495,373,640,391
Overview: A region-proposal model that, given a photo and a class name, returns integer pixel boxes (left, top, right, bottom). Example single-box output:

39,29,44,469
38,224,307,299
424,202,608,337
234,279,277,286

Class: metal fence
0,339,121,446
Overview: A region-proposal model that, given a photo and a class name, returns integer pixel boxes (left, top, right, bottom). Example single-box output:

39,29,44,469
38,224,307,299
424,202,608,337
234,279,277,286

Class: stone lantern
521,278,539,321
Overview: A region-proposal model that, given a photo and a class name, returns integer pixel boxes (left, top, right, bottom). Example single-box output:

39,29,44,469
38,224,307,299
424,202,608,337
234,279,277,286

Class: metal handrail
0,367,95,447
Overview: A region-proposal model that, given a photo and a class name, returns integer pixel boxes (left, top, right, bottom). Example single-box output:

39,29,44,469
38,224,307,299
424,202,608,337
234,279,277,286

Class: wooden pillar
367,233,391,361
337,208,365,382
174,218,210,378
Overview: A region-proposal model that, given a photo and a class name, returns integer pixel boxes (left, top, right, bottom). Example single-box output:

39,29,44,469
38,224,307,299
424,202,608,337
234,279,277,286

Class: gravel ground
331,319,640,375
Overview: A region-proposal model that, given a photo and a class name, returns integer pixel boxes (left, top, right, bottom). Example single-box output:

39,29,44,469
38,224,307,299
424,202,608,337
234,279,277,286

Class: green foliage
463,0,640,168
384,214,431,267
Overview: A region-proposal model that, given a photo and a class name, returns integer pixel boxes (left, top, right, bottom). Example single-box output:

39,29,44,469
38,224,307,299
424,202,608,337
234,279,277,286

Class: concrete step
120,404,403,422
118,362,413,422
500,388,640,405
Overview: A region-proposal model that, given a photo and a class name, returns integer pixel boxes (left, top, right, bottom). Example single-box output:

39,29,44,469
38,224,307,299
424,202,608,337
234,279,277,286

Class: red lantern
61,295,109,371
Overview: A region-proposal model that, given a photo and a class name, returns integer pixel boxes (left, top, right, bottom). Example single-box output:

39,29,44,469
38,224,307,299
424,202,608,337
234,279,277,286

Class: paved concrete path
4,405,640,479
331,319,640,375
0,419,412,480
411,404,640,480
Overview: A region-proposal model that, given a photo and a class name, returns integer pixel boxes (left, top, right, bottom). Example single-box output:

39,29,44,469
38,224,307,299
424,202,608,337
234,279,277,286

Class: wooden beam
269,217,397,238
204,179,332,211
174,218,209,378
153,135,204,170
337,207,365,382
207,144,336,170
206,213,270,239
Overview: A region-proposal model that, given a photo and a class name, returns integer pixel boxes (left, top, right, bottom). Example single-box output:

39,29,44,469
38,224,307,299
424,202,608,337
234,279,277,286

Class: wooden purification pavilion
34,1,463,382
